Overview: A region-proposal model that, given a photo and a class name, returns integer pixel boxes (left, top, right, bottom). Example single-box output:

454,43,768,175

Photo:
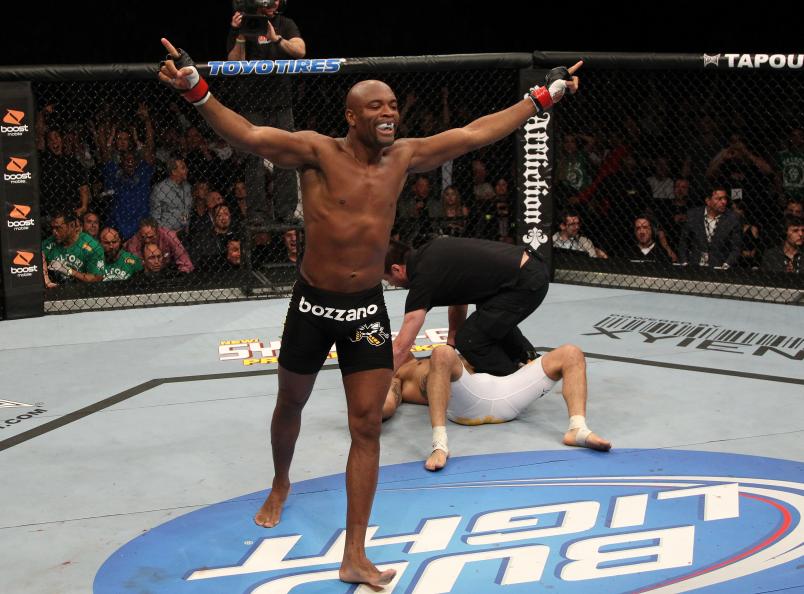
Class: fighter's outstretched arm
157,38,318,169
407,62,581,173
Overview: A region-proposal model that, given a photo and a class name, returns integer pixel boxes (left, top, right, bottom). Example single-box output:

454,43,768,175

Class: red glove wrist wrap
182,76,210,105
530,86,553,112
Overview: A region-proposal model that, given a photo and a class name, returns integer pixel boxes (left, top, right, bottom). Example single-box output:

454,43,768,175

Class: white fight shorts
447,357,556,425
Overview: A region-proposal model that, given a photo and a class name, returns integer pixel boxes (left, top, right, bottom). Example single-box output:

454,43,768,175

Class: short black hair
138,216,159,230
51,209,79,224
385,239,412,274
783,214,804,231
166,156,184,174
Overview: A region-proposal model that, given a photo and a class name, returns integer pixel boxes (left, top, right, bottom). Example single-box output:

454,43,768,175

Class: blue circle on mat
95,449,804,593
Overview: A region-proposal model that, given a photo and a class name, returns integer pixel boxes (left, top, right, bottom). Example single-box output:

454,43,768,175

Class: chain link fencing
548,62,803,303
24,65,519,312
2,53,801,315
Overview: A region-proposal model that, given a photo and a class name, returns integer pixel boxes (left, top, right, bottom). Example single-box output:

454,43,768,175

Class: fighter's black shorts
278,276,393,376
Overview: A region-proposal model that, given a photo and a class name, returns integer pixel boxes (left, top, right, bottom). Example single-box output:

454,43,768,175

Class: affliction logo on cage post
1,109,28,137
7,203,35,231
94,450,804,593
521,113,551,253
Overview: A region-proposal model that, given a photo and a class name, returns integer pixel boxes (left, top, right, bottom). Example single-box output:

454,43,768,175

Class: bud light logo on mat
94,450,804,593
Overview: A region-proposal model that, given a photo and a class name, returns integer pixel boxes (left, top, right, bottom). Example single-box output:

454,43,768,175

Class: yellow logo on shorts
350,322,390,347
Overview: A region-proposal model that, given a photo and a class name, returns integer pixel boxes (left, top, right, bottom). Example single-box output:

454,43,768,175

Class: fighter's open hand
158,38,194,91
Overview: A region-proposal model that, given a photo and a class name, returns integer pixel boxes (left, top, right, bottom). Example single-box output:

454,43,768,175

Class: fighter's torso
299,137,411,293
395,357,430,405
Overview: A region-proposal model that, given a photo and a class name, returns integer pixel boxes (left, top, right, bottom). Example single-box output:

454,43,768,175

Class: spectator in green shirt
100,227,144,281
42,210,104,284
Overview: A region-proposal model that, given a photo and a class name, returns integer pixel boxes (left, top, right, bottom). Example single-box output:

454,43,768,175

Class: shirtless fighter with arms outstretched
383,344,611,471
158,38,580,589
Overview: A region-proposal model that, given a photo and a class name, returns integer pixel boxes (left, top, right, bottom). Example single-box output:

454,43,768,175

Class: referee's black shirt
403,237,526,313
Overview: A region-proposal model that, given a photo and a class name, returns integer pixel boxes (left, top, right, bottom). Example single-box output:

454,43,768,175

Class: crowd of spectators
551,117,804,275
383,82,800,278
34,96,305,289
32,66,802,291
33,74,522,291
32,3,311,289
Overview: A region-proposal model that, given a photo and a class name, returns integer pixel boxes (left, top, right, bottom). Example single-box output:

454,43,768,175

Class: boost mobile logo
7,203,35,230
1,109,29,136
207,58,343,76
4,157,32,183
10,250,38,276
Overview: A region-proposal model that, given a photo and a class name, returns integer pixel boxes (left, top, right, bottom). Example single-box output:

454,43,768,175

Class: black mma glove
163,48,211,107
526,66,573,114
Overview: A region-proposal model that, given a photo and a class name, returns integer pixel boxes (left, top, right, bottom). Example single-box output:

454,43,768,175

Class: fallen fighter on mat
383,343,611,470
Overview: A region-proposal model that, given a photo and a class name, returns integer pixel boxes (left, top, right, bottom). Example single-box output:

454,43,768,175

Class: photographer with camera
227,0,306,228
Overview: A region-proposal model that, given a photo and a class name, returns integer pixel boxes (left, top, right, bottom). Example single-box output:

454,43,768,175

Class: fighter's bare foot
339,562,396,592
563,429,612,451
424,448,448,471
254,481,290,528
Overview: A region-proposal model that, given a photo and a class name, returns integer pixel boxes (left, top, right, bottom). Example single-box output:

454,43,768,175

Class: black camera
233,0,280,37
233,0,277,11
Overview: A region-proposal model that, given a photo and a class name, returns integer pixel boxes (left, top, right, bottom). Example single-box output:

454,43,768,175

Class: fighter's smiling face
345,81,400,148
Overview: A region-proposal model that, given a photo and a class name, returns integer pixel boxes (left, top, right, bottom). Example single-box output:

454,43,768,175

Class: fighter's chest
320,158,406,205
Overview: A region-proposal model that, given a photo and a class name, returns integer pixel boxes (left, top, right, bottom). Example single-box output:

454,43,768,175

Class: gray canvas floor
0,284,802,594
